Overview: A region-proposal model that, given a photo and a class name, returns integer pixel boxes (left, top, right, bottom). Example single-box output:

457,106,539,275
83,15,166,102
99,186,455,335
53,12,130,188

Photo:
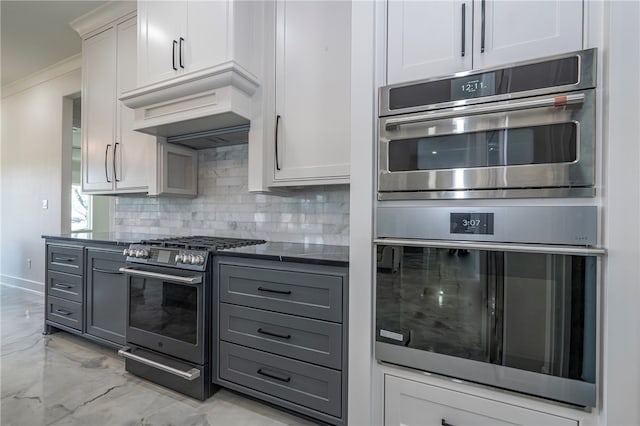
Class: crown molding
70,1,136,38
1,54,81,99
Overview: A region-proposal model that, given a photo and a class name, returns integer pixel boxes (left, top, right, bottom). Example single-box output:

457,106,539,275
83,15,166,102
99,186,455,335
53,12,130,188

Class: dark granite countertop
41,232,174,247
217,242,349,266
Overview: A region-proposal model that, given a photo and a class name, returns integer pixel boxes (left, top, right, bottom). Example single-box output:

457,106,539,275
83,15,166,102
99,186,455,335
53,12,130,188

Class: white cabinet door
385,375,577,426
137,1,185,86
82,27,116,192
387,0,472,84
472,0,583,69
273,0,350,184
115,16,154,192
185,0,229,73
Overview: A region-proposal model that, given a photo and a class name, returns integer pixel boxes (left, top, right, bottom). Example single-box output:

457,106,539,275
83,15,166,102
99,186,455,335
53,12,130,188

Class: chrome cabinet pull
118,267,202,284
257,286,291,295
105,144,112,183
461,3,466,57
257,328,291,340
92,267,123,275
54,257,75,262
54,308,72,316
179,37,185,68
257,368,291,383
55,283,73,289
118,346,200,381
275,115,281,171
480,0,486,53
172,40,178,71
113,142,120,182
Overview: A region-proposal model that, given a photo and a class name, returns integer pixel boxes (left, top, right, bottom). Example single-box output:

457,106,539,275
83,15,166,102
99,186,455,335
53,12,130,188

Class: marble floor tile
0,286,316,426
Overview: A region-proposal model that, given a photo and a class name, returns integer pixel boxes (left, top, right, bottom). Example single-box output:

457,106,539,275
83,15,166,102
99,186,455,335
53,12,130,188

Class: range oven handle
118,267,202,284
374,239,606,256
384,93,586,129
118,346,200,381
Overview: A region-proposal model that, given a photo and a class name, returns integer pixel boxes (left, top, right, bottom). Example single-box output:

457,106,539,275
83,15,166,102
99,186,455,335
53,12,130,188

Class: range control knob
190,255,205,265
175,253,190,264
135,249,149,258
122,248,129,256
126,248,136,257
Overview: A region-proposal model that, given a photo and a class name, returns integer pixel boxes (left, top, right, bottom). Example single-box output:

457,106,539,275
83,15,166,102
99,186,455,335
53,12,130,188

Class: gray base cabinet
85,248,126,345
45,243,84,333
214,257,349,425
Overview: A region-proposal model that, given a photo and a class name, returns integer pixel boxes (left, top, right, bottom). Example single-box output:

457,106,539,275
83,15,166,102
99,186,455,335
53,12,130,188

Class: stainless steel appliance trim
379,48,596,117
118,346,201,381
377,187,596,200
384,93,585,128
374,239,606,256
375,341,596,407
118,267,202,284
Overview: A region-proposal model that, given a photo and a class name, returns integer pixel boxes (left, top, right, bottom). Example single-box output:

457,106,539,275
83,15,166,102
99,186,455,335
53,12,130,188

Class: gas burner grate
140,236,266,251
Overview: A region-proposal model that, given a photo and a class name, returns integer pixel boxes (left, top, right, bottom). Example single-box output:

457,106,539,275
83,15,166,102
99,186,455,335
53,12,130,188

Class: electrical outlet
27,258,32,269
42,200,48,209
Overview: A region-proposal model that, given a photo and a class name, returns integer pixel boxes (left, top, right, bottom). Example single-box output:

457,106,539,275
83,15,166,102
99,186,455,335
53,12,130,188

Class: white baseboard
0,275,44,295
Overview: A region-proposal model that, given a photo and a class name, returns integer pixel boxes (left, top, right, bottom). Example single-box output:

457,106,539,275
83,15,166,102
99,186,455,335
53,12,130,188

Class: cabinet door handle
55,308,72,316
257,328,291,340
442,420,455,426
105,144,112,183
92,267,124,275
461,3,466,57
113,142,120,182
179,37,185,68
480,0,486,53
275,115,281,171
257,368,291,383
257,286,291,295
54,257,75,262
172,40,178,71
55,283,73,289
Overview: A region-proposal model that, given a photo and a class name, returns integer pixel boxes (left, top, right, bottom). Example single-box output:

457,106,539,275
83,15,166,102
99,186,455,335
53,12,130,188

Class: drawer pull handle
442,419,455,426
54,257,75,262
55,284,73,289
92,267,124,275
55,308,72,316
257,286,292,295
118,346,200,381
257,368,291,383
257,328,291,340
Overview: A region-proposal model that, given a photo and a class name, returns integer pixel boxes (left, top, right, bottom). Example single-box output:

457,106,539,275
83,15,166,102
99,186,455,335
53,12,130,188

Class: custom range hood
120,62,258,149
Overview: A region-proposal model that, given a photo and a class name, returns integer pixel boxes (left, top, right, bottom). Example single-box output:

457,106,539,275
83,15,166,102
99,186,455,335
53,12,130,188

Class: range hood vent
166,125,250,150
120,61,259,149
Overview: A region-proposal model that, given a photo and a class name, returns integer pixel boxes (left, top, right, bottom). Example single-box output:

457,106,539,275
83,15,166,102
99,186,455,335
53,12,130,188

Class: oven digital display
156,249,171,263
451,72,496,100
450,213,494,235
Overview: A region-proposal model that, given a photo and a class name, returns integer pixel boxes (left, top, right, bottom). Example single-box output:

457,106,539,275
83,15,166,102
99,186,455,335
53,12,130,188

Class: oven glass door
375,244,597,404
378,90,595,195
125,266,205,364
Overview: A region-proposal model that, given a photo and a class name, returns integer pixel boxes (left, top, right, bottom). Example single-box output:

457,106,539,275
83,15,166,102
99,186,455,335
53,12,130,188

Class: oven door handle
118,267,202,284
117,346,200,381
374,239,606,256
384,93,586,129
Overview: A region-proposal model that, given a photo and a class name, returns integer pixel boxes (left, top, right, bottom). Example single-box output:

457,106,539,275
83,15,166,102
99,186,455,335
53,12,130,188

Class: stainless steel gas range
117,236,265,400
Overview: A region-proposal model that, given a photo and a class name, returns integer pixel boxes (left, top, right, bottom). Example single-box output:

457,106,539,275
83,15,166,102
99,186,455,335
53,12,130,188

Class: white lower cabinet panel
385,375,577,426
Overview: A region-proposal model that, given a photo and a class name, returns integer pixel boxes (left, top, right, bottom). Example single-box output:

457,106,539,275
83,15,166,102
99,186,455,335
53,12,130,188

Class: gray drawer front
47,244,83,274
47,296,82,331
47,270,83,302
219,264,343,322
220,303,342,369
220,342,342,417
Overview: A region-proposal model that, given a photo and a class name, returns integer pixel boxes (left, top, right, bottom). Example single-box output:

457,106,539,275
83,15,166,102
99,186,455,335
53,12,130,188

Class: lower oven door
121,265,207,365
378,90,595,199
374,241,601,407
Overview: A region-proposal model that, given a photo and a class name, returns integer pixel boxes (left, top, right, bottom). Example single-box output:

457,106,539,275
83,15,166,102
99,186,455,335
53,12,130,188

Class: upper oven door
123,266,207,365
378,90,595,200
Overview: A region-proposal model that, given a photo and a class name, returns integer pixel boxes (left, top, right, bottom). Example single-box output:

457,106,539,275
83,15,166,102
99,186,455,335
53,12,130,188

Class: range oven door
121,265,207,365
374,240,601,407
378,90,595,200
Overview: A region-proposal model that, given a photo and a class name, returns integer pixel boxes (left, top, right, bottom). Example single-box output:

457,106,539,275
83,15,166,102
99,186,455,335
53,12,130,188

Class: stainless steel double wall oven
374,49,604,408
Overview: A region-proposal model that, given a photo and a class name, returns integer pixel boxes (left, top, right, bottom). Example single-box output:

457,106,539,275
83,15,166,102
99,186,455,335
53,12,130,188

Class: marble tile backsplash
114,144,350,246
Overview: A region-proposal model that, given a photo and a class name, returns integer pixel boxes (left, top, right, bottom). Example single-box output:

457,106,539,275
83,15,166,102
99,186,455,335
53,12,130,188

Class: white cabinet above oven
386,0,584,85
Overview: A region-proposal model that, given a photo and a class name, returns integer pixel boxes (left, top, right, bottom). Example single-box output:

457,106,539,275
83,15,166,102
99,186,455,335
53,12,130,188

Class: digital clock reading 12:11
450,71,496,101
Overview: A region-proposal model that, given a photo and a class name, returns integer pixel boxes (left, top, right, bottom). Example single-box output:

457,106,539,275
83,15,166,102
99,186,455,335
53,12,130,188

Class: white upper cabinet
137,0,254,87
272,0,351,185
387,0,583,85
81,15,153,194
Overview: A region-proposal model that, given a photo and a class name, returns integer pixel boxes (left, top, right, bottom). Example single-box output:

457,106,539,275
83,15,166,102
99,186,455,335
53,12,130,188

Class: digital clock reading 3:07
450,213,494,235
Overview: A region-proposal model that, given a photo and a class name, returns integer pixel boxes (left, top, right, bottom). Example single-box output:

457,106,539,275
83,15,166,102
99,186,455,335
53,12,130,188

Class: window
71,184,92,232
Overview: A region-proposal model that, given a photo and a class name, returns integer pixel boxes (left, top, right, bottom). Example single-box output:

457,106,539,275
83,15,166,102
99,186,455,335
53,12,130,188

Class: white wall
1,64,81,291
602,1,640,424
